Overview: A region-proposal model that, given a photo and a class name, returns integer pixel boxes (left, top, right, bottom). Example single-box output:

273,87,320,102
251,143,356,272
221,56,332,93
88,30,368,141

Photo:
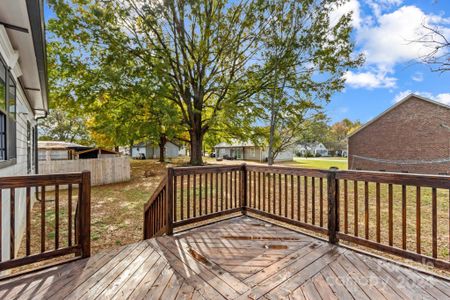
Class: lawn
284,157,348,170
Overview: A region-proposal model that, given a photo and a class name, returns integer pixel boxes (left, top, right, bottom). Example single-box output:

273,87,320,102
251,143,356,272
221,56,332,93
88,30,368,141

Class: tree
415,24,450,72
47,0,362,165
39,108,91,144
243,0,363,164
324,118,361,154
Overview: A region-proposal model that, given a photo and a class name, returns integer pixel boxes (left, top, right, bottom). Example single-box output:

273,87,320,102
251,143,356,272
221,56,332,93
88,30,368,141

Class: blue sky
44,0,450,124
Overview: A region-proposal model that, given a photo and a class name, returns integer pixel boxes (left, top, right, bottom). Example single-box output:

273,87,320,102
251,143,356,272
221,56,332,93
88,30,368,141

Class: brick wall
348,96,450,175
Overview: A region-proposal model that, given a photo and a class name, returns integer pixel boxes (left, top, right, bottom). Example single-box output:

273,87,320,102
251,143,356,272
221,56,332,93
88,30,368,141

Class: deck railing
144,164,449,270
0,171,91,273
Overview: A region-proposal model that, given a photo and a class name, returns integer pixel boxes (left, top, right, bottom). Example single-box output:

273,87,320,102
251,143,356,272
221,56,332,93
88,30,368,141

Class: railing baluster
319,177,323,227
55,184,60,250
365,181,369,239
402,184,407,250
188,174,191,218
41,186,45,253
199,174,202,215
432,187,437,258
304,177,308,222
225,172,228,210
291,175,294,219
174,176,177,222
278,174,282,216
180,175,184,220
258,172,262,210
253,172,256,209
215,172,219,212
210,172,214,214
220,172,224,211
284,174,288,217
205,173,208,214
388,184,393,246
193,174,197,217
272,173,276,214
234,171,238,208
262,172,266,212
10,188,15,259
344,180,348,234
416,186,421,254
297,176,301,221
312,177,315,225
354,181,358,237
68,184,72,247
26,187,31,256
376,182,380,243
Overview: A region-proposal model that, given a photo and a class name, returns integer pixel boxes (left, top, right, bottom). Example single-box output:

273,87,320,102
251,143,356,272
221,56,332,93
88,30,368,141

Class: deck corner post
80,170,91,258
327,167,339,244
167,167,175,235
241,163,247,215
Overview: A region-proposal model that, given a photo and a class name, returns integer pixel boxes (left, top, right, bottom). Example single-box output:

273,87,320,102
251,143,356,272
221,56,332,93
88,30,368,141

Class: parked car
210,152,216,158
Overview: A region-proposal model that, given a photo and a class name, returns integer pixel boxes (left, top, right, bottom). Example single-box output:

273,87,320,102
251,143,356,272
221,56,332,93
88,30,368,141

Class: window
0,53,17,163
0,59,5,111
8,73,16,119
0,113,5,160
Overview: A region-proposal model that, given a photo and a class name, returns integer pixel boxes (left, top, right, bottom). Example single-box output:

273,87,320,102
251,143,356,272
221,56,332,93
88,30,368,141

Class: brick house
348,94,450,174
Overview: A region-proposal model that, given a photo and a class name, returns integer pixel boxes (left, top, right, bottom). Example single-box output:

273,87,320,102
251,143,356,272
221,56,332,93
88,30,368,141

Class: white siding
0,26,37,261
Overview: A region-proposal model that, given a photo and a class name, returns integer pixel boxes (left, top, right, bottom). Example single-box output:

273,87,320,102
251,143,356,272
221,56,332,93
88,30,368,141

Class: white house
131,141,180,159
0,0,48,261
214,141,294,162
296,142,329,157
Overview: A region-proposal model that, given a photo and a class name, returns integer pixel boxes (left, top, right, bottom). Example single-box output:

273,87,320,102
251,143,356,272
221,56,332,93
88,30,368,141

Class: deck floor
1,216,449,299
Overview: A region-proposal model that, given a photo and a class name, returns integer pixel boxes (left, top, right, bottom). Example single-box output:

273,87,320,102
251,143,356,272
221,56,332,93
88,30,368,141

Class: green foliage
46,0,363,165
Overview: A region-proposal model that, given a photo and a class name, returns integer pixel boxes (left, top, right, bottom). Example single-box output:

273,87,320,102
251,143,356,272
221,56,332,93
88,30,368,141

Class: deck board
1,216,448,299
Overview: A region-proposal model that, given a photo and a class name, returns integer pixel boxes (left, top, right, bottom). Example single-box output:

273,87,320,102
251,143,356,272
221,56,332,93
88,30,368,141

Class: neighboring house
131,141,180,159
214,141,294,162
296,142,329,157
0,1,48,260
38,141,90,160
348,94,450,174
38,141,118,160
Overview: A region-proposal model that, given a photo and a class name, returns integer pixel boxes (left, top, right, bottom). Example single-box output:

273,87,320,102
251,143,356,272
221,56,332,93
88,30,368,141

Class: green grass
283,157,348,170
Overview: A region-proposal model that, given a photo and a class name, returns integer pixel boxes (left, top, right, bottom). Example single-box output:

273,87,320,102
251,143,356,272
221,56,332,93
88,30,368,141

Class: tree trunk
190,132,203,166
158,135,167,163
189,104,204,166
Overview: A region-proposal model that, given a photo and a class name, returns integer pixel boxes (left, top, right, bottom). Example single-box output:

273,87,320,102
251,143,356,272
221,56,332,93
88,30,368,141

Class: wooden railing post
241,164,247,215
327,167,339,244
80,171,91,258
167,167,174,235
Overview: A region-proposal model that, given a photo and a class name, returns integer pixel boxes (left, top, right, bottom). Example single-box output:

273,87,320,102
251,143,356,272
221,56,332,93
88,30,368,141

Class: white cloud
393,90,450,105
344,70,397,89
365,0,403,18
330,0,362,29
411,72,423,82
357,6,450,70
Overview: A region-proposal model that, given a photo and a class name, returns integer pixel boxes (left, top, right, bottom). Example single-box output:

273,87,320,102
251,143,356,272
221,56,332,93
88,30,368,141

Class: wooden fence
144,164,450,271
0,172,90,273
39,157,130,186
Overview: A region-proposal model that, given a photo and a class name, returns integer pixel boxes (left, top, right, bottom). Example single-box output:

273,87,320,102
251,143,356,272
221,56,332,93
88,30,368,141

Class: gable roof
348,93,450,139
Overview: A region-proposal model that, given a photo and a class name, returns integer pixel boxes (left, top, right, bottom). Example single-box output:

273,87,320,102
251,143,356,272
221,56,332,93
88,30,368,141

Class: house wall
348,96,450,174
132,142,179,159
153,142,179,159
38,149,70,161
0,26,38,260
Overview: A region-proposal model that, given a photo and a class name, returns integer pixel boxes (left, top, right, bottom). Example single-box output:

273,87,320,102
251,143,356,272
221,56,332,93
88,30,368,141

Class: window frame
0,51,17,167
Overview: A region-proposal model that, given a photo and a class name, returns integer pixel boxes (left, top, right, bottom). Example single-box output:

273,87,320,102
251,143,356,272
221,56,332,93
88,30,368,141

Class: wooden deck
1,216,449,299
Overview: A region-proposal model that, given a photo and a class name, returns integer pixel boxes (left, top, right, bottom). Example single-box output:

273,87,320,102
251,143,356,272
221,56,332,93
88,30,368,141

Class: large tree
48,0,362,165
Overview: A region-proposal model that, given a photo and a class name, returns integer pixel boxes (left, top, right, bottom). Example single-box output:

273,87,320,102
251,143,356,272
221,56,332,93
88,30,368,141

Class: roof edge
26,0,48,114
